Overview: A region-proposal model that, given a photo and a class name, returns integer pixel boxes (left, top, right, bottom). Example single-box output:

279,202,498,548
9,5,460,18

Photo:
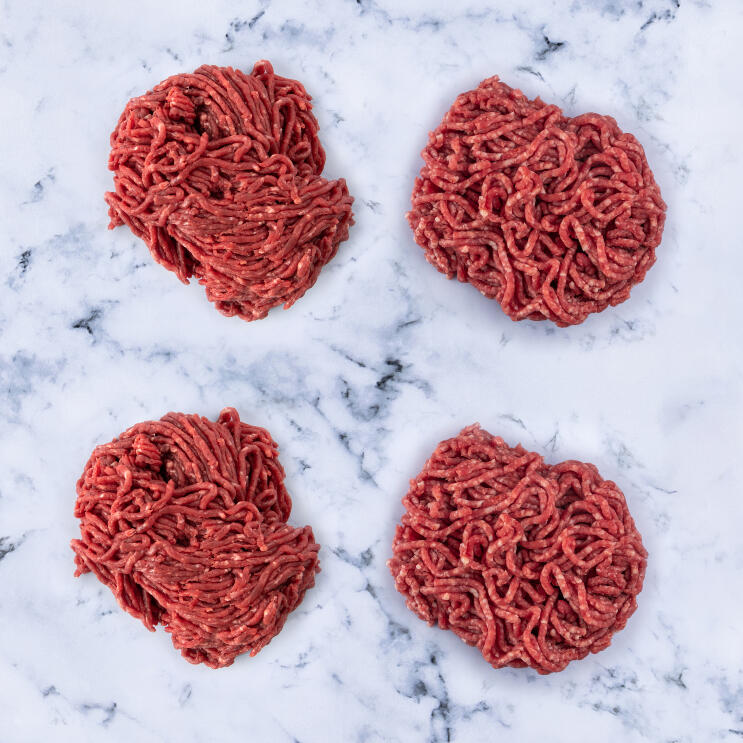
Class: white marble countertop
1,1,741,741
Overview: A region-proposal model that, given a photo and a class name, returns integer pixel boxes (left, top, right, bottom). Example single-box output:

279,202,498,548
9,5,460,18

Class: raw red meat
389,425,647,673
71,408,320,668
408,76,666,325
105,62,354,321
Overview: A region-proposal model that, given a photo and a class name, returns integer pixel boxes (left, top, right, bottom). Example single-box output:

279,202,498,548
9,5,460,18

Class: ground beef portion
389,425,647,673
105,61,354,321
71,408,320,668
408,76,666,326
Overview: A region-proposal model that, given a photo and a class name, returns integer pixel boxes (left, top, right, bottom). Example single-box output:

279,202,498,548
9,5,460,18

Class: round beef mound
71,408,320,668
408,76,666,326
389,425,647,673
105,61,354,321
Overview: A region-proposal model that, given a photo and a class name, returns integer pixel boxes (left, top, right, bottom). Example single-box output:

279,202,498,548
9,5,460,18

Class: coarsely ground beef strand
71,408,320,668
105,61,354,321
408,76,666,326
389,425,647,673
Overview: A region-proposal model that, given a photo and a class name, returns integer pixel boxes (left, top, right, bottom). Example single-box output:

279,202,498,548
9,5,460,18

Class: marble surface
1,0,742,741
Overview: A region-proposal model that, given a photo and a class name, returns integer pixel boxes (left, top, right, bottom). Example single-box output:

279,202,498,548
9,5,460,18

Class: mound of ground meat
105,61,354,321
389,425,647,673
71,408,320,668
408,76,666,326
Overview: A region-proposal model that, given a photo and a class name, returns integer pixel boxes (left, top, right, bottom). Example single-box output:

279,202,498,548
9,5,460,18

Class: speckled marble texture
1,1,741,741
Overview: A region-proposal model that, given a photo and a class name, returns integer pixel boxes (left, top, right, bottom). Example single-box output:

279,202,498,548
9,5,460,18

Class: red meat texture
408,76,666,326
71,408,320,668
389,425,647,673
105,61,354,321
